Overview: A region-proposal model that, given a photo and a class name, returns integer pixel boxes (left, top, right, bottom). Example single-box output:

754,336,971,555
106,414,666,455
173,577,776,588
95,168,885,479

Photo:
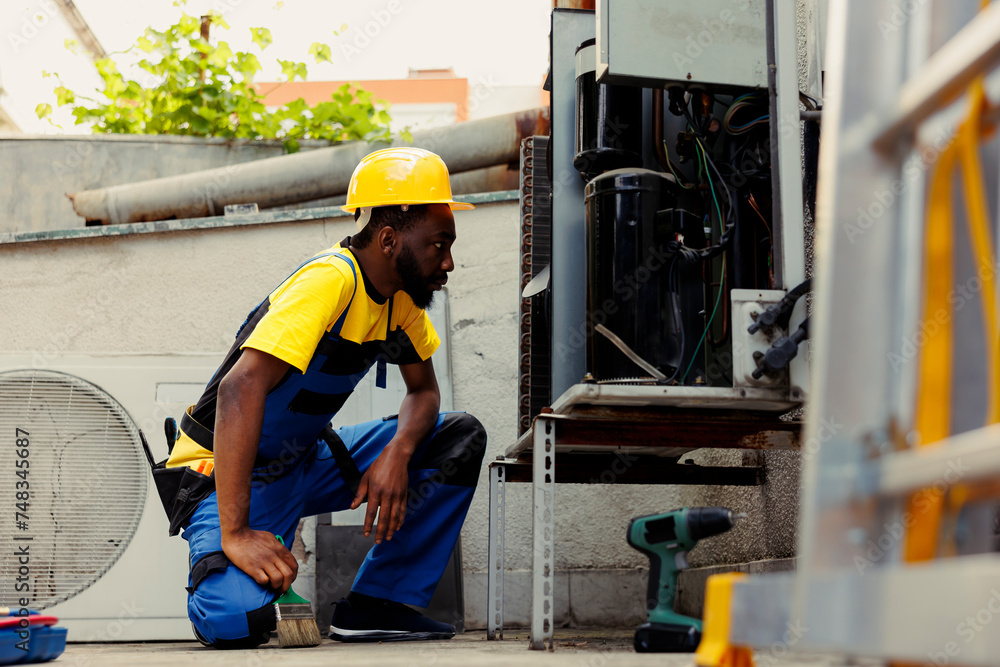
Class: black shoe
329,595,456,642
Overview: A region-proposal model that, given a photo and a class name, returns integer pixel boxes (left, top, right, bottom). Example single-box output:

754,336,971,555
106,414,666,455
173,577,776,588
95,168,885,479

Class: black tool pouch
140,420,217,537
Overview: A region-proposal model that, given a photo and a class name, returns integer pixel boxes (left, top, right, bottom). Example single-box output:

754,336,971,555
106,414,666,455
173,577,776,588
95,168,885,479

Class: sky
0,0,552,132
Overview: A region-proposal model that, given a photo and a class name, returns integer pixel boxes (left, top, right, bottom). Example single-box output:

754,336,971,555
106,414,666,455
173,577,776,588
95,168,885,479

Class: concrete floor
63,629,871,667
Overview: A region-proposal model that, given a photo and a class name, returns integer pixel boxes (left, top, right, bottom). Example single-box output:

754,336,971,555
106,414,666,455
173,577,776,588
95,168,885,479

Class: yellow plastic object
904,28,999,561
341,147,475,222
695,573,755,667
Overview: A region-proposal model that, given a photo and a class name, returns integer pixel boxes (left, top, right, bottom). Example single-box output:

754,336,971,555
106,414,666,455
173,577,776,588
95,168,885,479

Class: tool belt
142,412,361,536
140,417,216,537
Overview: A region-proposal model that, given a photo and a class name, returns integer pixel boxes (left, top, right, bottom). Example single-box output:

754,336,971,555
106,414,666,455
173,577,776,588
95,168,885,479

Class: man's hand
350,358,441,544
351,446,410,544
221,528,298,592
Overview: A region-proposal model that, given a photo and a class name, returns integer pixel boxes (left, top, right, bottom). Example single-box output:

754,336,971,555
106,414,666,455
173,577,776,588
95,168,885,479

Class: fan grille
0,370,148,609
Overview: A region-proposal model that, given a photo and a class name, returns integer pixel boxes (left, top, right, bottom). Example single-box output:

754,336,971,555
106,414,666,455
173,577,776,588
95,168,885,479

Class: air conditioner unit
0,353,219,641
0,292,454,642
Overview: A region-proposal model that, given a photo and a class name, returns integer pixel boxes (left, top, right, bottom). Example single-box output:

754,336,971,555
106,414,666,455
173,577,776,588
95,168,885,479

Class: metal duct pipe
68,108,549,225
269,164,519,213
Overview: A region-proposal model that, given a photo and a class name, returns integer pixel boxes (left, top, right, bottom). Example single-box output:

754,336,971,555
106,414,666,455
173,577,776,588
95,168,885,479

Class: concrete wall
0,135,333,234
0,197,801,629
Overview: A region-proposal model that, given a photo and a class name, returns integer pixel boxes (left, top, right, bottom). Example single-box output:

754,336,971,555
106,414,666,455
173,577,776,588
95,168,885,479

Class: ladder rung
874,2,1000,152
878,423,1000,496
732,555,1000,661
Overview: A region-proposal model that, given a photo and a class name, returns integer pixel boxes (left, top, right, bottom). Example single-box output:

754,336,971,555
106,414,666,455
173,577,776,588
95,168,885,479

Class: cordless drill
627,507,743,653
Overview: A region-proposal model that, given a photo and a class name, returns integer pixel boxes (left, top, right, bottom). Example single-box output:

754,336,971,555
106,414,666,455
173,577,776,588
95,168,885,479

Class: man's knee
190,598,276,649
420,412,487,486
187,557,277,649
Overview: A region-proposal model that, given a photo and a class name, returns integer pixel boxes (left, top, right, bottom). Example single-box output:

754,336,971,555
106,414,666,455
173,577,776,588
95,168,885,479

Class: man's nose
442,250,454,273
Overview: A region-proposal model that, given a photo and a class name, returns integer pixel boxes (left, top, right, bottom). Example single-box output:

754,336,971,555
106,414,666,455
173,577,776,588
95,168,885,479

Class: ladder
721,0,1000,662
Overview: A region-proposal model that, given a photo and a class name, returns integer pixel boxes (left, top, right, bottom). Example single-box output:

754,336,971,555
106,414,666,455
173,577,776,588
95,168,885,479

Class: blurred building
256,67,547,132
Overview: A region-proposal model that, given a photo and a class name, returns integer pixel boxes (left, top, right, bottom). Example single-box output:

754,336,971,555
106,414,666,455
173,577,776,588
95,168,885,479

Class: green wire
681,139,726,383
681,260,726,382
664,141,694,189
698,139,724,232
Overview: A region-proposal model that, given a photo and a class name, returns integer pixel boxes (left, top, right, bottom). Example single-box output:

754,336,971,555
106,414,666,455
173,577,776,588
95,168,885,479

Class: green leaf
137,35,155,52
35,103,52,119
207,41,233,68
308,42,332,64
195,106,218,121
209,12,230,30
54,86,75,106
278,59,308,81
237,52,262,79
64,38,78,53
250,27,272,49
284,137,300,153
177,14,200,37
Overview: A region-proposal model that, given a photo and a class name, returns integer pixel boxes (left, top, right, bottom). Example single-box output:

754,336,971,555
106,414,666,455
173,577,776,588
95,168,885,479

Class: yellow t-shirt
166,240,439,469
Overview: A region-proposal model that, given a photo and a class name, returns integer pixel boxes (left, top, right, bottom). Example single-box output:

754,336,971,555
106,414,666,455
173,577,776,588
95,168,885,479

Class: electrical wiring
697,139,725,225
728,115,769,132
664,130,734,263
747,191,771,235
798,91,820,110
679,138,728,379
748,191,775,288
682,258,726,383
695,135,734,215
697,138,730,348
665,259,685,384
723,91,769,134
664,141,695,189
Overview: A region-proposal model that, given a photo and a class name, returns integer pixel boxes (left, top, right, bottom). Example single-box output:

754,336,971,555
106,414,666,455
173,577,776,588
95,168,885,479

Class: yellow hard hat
342,147,474,230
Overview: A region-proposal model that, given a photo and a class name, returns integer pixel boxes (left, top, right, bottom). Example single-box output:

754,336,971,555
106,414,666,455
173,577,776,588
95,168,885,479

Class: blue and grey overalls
146,245,486,647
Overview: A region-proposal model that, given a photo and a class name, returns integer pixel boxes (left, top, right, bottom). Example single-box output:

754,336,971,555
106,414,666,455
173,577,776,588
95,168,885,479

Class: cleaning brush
273,536,321,648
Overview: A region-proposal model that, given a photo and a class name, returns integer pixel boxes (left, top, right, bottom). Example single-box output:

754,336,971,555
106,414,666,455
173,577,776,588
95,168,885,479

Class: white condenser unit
0,354,220,641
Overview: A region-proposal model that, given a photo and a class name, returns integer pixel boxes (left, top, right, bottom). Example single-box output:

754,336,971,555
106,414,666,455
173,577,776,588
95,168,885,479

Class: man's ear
378,226,396,256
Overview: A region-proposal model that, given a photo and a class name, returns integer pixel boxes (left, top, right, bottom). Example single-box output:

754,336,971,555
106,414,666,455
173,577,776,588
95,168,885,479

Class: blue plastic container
0,623,67,665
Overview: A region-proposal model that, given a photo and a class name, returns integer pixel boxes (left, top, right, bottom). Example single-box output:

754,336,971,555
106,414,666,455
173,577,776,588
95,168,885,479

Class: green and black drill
626,507,743,653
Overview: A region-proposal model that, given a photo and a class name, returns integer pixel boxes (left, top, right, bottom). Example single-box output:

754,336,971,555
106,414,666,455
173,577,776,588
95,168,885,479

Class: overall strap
375,296,394,389
329,252,359,335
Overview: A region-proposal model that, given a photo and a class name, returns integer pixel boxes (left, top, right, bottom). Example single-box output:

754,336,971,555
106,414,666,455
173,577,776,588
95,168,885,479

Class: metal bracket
486,459,507,640
530,416,556,650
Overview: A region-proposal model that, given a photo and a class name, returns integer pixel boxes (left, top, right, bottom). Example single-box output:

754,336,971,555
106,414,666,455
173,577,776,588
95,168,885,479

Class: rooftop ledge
0,190,518,246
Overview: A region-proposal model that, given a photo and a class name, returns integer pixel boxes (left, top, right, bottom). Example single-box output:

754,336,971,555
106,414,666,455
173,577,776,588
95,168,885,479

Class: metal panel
550,382,796,413
596,0,768,89
770,0,807,291
550,10,594,400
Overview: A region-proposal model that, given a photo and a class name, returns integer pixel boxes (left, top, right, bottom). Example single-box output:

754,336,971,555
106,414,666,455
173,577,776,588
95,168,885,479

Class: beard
395,243,437,309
